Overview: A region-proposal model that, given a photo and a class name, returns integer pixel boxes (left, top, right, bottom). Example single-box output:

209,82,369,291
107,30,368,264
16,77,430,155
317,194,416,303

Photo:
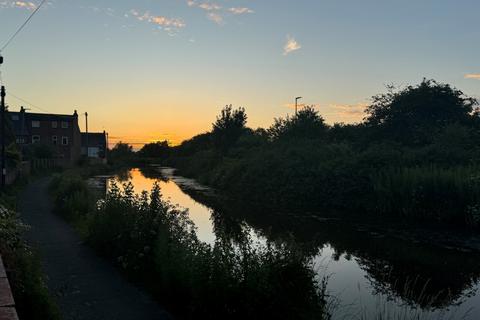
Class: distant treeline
114,79,480,228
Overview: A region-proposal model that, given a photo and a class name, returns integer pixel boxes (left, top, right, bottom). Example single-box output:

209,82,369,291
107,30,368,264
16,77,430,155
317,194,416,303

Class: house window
16,137,25,144
61,121,69,129
62,136,69,145
52,135,58,145
11,115,19,121
32,135,40,144
52,121,58,128
88,147,100,158
32,121,40,128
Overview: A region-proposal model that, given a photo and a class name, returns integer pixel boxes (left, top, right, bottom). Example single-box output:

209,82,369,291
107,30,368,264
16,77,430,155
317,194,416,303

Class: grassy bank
49,172,330,320
0,180,61,320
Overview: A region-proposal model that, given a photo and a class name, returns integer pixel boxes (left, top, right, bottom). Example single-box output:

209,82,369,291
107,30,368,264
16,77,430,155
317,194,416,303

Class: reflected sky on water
89,167,480,320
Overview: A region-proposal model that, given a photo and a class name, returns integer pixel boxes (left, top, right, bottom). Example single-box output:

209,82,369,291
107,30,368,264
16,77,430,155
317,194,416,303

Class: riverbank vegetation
139,79,480,230
0,181,60,320
49,173,331,320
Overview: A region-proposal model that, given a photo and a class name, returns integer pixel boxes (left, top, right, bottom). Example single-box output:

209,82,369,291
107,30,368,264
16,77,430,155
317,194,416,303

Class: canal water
90,167,480,319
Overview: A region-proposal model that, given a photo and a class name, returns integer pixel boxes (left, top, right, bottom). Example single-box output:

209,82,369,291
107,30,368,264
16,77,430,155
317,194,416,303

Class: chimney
73,110,78,117
20,106,26,134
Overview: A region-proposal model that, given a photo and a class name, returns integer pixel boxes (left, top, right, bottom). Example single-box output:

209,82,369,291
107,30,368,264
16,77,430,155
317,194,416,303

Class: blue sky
0,0,479,145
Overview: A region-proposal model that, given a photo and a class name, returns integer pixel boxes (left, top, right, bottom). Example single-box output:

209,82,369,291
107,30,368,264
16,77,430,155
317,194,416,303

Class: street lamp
295,96,302,115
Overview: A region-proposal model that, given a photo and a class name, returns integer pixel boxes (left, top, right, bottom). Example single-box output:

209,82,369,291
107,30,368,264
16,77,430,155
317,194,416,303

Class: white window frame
32,121,40,128
32,135,40,143
52,121,58,128
16,137,25,144
61,121,69,129
61,136,69,146
52,135,58,145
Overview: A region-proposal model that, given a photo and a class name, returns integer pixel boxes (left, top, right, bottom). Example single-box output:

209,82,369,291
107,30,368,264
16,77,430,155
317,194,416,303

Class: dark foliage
166,79,480,229
138,140,170,159
49,176,330,320
364,79,479,145
0,189,60,320
108,141,136,165
212,105,248,152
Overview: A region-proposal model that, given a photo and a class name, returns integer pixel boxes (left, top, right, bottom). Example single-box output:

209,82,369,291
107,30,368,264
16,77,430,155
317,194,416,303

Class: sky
0,0,479,147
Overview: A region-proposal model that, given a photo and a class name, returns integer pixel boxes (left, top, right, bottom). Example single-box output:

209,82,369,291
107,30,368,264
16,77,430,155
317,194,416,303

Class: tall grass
372,166,480,226
49,173,95,236
50,175,330,320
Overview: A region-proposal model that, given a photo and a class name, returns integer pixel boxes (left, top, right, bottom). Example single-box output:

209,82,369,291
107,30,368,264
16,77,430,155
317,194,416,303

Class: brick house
9,107,82,166
81,131,108,162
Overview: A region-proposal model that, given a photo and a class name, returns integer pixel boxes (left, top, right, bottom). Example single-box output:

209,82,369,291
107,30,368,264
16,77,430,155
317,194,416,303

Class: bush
49,173,93,222
79,181,330,320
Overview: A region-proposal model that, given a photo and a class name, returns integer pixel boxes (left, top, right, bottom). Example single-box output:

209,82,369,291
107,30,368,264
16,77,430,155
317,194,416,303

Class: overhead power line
7,92,50,113
0,0,48,53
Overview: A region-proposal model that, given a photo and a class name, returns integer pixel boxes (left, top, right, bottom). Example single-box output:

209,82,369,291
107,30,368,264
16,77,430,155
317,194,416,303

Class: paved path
18,178,171,320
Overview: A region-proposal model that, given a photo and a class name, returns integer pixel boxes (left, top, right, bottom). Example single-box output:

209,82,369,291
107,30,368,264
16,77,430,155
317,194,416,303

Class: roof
9,111,77,122
81,132,106,147
8,110,78,136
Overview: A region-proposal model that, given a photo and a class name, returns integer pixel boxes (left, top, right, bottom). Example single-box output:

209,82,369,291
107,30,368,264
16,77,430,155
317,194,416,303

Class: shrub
85,182,330,320
49,173,93,221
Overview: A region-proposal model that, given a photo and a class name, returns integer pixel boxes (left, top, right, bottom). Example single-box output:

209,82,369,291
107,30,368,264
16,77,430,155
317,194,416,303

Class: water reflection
91,168,216,244
89,167,480,320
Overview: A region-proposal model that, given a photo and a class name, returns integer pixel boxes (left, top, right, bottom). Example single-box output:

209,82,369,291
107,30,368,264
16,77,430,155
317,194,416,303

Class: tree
174,133,213,157
138,141,170,158
212,105,248,151
268,106,328,141
364,79,479,145
109,142,135,164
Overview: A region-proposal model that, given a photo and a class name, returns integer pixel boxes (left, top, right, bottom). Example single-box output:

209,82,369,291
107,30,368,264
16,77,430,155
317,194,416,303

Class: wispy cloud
207,12,223,24
329,103,367,116
198,3,222,11
185,1,253,25
465,74,480,80
282,102,367,123
0,1,38,10
187,1,221,11
283,35,301,55
186,1,224,24
325,103,368,123
129,9,186,29
228,7,254,15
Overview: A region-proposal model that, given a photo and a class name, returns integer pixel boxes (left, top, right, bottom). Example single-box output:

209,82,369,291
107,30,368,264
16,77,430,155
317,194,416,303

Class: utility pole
105,131,108,161
295,96,302,115
84,112,89,158
1,55,5,189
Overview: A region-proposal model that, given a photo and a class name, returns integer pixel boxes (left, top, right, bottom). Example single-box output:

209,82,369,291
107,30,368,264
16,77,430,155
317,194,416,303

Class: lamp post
295,96,302,115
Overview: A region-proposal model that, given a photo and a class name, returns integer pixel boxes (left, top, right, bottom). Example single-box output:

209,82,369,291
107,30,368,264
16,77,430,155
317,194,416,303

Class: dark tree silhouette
212,105,247,151
108,142,135,164
365,79,479,145
138,140,170,158
268,106,328,141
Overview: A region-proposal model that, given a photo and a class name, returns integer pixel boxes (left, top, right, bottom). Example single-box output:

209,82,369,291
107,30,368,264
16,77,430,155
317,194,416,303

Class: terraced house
9,107,82,166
